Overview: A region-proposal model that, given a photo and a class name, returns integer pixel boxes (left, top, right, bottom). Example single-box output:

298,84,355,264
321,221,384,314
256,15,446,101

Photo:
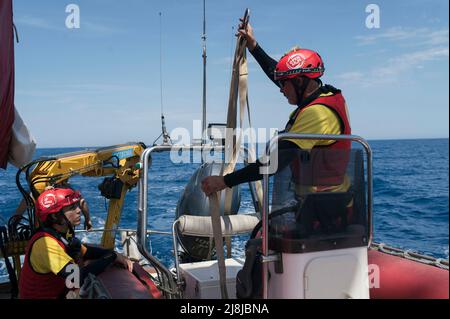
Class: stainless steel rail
74,228,172,235
137,143,263,290
137,144,225,297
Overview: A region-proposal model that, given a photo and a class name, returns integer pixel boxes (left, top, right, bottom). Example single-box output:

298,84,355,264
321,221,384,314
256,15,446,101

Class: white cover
179,258,244,299
177,213,259,237
8,106,36,168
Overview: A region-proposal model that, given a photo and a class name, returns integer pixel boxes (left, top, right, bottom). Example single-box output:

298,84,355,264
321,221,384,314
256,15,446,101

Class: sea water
0,138,448,281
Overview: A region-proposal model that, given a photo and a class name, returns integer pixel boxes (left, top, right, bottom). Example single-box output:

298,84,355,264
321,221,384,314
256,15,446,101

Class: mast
201,0,207,148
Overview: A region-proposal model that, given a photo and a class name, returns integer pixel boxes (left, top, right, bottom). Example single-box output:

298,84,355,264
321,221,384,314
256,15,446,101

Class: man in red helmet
19,188,132,299
202,21,351,200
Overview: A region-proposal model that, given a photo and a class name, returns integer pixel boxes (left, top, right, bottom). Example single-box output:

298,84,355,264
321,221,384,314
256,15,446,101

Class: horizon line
34,136,450,149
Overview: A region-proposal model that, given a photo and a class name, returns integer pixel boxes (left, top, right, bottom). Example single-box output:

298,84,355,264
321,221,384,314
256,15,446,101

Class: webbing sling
208,11,263,299
209,192,229,299
222,14,263,247
206,34,247,300
222,33,247,261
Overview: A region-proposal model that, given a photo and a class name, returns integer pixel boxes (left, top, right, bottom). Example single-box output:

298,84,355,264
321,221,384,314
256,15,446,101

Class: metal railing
137,144,226,298
260,133,373,299
137,143,264,293
74,228,172,236
136,135,372,299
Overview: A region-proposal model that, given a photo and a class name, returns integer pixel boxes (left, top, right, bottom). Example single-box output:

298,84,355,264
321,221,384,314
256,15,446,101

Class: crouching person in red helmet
19,188,132,299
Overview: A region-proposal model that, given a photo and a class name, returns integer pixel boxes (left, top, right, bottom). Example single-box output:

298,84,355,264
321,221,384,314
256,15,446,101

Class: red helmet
274,48,325,80
36,188,81,223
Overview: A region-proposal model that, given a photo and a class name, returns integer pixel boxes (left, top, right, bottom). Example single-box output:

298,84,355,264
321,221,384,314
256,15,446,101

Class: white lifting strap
222,31,263,216
208,17,263,299
209,192,229,299
208,29,246,300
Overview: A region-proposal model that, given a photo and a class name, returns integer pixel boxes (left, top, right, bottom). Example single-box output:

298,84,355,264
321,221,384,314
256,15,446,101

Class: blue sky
12,0,449,147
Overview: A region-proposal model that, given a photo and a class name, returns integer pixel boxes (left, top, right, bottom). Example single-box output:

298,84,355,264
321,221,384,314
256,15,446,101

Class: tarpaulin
0,0,15,169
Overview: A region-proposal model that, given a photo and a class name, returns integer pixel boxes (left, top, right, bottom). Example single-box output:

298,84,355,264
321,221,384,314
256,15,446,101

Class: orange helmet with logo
274,48,325,80
35,188,81,223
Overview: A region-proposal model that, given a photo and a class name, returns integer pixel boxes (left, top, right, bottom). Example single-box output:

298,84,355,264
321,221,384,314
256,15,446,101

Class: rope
371,242,449,270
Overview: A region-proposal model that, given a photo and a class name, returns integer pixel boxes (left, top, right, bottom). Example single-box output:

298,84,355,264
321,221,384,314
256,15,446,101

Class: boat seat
295,191,354,235
176,213,260,237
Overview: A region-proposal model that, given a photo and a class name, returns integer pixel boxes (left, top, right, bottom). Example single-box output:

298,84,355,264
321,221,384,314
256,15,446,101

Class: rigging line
201,0,207,148
152,132,163,146
158,12,171,145
159,12,164,116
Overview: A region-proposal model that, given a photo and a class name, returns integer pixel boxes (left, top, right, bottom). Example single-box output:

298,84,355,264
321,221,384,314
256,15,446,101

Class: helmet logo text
41,193,57,208
286,53,304,70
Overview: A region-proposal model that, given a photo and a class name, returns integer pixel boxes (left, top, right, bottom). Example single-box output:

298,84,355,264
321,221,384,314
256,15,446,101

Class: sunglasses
278,79,289,88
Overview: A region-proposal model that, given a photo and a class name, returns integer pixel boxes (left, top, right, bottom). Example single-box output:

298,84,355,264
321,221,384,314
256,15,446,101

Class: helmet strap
51,211,75,238
292,77,311,106
63,214,75,239
294,78,323,109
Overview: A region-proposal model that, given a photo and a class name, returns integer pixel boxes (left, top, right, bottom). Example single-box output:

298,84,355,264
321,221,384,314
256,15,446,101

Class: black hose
0,226,19,299
15,166,35,237
8,216,31,241
102,155,120,169
15,158,59,235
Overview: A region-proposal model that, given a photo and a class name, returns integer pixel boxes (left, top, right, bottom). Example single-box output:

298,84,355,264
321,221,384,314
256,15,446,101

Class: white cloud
14,15,61,31
355,27,423,45
82,21,124,36
340,27,449,87
425,29,449,46
376,47,449,78
336,72,365,82
14,15,123,36
355,27,449,47
348,46,449,87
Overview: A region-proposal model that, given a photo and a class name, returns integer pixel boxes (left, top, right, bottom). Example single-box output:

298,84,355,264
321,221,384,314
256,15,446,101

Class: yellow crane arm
28,142,146,248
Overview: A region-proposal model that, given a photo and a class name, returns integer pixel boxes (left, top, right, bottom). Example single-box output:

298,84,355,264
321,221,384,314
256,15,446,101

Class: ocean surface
1,138,448,281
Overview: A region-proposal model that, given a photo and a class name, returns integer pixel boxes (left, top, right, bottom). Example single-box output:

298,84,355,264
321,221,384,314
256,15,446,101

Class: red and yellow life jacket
19,231,69,299
286,87,351,188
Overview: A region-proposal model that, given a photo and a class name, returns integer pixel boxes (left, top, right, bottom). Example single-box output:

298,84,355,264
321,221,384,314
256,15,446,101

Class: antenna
201,0,207,149
154,12,171,146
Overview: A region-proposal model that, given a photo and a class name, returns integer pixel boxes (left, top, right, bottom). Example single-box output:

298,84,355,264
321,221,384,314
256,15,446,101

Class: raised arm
238,21,280,87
